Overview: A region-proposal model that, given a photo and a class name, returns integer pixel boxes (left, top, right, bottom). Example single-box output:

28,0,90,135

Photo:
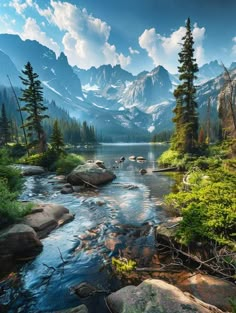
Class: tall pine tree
172,18,199,154
19,62,49,153
0,103,11,146
50,120,64,153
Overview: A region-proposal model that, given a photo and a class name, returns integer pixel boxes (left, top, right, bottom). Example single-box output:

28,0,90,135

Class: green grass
0,179,32,222
55,153,85,174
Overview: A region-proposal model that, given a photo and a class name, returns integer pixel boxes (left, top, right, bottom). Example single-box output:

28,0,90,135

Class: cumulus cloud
129,46,140,55
139,23,206,73
9,0,32,16
21,17,60,56
35,0,131,69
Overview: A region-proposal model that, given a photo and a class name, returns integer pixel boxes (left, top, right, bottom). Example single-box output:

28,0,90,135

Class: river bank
0,144,235,312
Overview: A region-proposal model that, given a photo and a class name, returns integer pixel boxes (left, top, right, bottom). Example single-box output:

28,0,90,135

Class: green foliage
228,298,236,313
19,62,49,153
8,143,27,159
172,18,199,154
165,167,236,248
0,147,13,165
0,179,32,222
112,257,136,272
19,149,59,170
0,165,22,192
151,130,172,143
55,153,85,174
158,149,193,170
0,103,11,146
50,120,65,153
193,156,222,170
223,158,236,172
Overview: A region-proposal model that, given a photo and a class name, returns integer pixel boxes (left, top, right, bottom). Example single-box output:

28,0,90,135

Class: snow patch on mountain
82,84,100,91
42,81,62,96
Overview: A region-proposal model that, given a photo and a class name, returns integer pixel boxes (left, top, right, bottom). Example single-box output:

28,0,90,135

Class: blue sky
0,0,236,74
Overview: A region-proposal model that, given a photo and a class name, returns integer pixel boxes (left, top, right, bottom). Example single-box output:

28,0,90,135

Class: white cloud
35,0,131,69
9,0,32,16
21,17,60,56
231,36,236,56
139,23,206,73
139,28,162,66
129,46,140,55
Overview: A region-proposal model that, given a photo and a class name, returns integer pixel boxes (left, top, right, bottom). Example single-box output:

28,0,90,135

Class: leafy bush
0,179,32,222
165,168,236,248
0,165,22,193
193,156,222,170
158,149,193,170
55,153,85,174
0,147,13,165
19,150,59,170
8,144,27,159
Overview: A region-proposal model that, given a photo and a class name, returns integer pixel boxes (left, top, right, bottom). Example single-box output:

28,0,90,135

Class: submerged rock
107,279,225,313
139,168,147,175
71,282,97,298
61,183,74,194
67,163,116,186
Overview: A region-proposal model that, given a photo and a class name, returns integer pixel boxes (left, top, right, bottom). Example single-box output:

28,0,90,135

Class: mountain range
0,34,234,141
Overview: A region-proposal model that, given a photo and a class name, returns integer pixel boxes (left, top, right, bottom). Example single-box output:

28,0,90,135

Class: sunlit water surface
1,143,175,313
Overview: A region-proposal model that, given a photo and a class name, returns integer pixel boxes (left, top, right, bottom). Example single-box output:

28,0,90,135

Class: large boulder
67,163,116,186
107,279,225,313
0,224,42,276
23,203,74,238
177,273,236,312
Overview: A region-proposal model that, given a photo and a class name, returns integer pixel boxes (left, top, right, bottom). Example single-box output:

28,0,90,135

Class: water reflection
3,143,176,313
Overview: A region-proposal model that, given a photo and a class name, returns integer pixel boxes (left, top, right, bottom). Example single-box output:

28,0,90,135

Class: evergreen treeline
0,85,97,148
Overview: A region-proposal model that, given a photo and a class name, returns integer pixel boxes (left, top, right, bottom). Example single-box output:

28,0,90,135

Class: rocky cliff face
218,69,236,148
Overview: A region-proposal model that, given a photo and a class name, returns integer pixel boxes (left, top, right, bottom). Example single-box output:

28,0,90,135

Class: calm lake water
1,143,175,313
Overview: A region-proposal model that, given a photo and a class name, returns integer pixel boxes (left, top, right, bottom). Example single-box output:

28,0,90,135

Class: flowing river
1,143,176,313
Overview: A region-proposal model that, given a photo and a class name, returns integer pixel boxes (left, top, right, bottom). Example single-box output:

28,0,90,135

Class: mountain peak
58,52,68,64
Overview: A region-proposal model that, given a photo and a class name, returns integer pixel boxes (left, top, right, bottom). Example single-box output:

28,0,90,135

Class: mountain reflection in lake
3,143,175,313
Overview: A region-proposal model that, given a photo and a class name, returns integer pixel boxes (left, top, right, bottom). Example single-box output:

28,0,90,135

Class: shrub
158,149,193,170
165,168,236,248
9,144,27,159
0,147,13,165
0,179,32,222
55,153,85,174
0,165,22,193
19,150,59,170
193,156,222,170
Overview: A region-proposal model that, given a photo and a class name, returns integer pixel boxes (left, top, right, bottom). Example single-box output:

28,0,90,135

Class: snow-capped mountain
197,60,223,84
121,66,173,111
0,34,233,141
74,64,134,89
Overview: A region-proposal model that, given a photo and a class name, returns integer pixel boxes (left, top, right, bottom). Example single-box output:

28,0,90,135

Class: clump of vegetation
0,165,23,192
0,179,32,222
112,257,136,272
55,153,85,174
158,149,193,170
165,166,236,249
